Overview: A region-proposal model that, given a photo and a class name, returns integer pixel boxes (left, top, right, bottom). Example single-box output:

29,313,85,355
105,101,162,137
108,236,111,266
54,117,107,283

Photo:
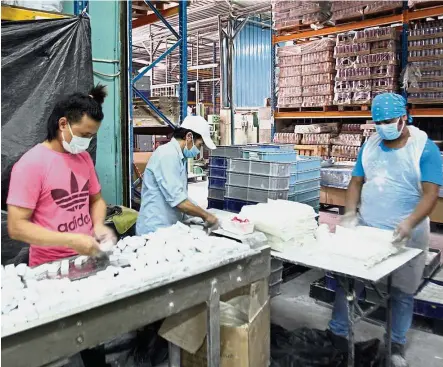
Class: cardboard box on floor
159,279,270,367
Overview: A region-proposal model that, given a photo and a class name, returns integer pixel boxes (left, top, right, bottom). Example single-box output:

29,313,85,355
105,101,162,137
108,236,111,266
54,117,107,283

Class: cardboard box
133,152,152,179
159,280,270,367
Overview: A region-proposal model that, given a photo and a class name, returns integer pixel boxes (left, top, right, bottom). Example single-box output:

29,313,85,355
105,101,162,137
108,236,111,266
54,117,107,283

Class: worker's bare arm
345,176,364,214
7,205,100,256
404,182,439,229
176,199,218,225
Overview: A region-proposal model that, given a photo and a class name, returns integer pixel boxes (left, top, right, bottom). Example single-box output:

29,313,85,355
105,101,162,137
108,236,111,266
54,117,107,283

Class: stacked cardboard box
272,0,331,32
408,20,443,104
331,1,402,23
334,26,399,106
278,39,336,108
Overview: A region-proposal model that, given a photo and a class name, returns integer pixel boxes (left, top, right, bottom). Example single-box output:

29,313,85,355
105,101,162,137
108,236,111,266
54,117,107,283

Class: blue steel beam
133,39,181,84
133,87,176,129
179,1,188,122
143,0,179,39
128,0,134,204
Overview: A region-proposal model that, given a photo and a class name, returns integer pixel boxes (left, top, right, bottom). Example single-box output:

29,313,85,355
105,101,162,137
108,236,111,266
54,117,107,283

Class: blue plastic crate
223,198,257,213
208,188,225,201
414,299,443,319
208,177,226,189
209,166,227,179
290,169,321,184
289,178,321,195
207,198,224,210
292,156,321,173
209,157,227,168
242,148,297,162
289,188,320,203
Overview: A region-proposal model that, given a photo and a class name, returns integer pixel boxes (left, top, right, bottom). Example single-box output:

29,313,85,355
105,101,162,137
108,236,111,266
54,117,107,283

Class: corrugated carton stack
331,124,364,162
277,45,303,108
334,26,399,106
272,1,331,33
331,1,402,23
407,20,443,104
278,39,336,109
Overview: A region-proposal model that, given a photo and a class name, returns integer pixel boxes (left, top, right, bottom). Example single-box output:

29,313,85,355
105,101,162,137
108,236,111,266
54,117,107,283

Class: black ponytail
46,84,108,141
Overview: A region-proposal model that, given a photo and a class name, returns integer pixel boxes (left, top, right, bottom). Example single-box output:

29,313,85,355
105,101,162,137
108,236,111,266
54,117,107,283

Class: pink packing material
302,62,335,76
302,84,334,97
279,76,303,87
279,66,302,77
278,96,303,108
303,95,334,107
303,73,335,86
279,86,303,97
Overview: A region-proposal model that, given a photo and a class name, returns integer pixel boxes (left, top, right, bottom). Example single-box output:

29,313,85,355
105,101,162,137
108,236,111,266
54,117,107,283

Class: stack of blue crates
225,158,292,213
208,145,321,213
207,146,245,210
241,147,321,212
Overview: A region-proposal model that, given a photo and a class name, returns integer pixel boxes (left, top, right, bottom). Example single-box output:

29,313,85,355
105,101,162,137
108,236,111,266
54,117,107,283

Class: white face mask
62,123,92,154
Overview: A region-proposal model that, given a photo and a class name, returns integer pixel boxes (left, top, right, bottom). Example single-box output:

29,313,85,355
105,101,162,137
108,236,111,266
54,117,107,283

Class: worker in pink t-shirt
7,85,116,266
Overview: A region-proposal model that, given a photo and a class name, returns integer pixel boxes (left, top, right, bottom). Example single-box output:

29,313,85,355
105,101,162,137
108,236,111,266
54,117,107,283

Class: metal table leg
347,278,356,367
168,342,181,367
385,275,393,367
206,283,220,367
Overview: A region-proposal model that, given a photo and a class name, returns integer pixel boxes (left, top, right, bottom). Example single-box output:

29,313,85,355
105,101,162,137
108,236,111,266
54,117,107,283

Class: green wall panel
89,0,123,205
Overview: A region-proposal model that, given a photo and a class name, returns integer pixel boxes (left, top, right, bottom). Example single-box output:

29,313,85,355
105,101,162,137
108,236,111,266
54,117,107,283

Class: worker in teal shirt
136,115,218,235
329,93,442,366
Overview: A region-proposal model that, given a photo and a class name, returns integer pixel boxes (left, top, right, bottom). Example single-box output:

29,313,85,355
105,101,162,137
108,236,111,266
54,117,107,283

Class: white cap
180,115,216,150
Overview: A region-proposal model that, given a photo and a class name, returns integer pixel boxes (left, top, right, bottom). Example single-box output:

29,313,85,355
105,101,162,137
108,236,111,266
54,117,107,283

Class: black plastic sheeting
270,325,385,367
1,16,94,209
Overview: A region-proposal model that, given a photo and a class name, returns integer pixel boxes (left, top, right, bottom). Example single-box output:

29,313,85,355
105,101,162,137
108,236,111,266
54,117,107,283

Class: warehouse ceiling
132,0,271,67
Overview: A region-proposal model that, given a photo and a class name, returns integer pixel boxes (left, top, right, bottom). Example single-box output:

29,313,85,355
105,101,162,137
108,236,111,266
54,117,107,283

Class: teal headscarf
371,93,413,124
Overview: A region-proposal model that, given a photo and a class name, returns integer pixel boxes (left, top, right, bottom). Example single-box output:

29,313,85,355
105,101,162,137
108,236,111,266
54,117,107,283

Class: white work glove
392,220,412,248
340,211,358,229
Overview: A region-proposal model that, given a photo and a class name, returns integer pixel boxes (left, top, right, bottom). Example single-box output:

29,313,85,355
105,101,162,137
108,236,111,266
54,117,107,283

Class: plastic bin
208,188,225,201
242,147,297,162
289,188,321,203
209,157,227,168
226,172,290,190
207,198,224,210
223,198,256,213
225,185,289,203
270,259,284,284
208,166,227,179
289,178,321,195
290,169,321,184
210,145,245,159
208,177,226,189
292,156,321,173
228,159,291,177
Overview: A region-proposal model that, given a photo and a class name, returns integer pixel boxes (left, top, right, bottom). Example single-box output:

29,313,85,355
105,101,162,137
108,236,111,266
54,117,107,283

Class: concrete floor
272,270,443,366
188,180,443,366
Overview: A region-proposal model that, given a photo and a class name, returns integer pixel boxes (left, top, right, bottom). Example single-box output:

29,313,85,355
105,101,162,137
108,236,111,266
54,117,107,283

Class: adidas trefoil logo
51,172,89,212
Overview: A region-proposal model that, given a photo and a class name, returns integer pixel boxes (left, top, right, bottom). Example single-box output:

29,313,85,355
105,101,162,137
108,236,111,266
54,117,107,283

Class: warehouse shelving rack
127,0,188,204
271,3,443,120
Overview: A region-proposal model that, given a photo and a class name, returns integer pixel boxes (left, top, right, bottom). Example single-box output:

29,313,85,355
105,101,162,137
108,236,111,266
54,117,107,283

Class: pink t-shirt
7,144,101,266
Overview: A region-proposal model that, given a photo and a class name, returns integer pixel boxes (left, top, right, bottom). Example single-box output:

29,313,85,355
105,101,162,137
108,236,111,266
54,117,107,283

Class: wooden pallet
295,144,330,157
279,105,338,112
409,102,443,108
337,104,370,111
410,1,443,10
